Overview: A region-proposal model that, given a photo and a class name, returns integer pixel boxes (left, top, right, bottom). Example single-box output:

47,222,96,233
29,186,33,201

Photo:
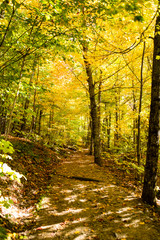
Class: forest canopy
0,0,160,206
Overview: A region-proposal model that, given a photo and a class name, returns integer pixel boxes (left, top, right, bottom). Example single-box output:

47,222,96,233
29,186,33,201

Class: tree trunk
114,92,119,149
89,127,93,155
30,87,37,133
0,94,8,134
38,109,43,135
107,112,111,149
142,6,160,206
83,45,102,166
98,71,102,140
137,41,146,166
49,109,54,128
103,102,112,149
30,64,39,133
86,117,93,154
21,66,36,132
132,79,137,148
5,57,25,139
21,98,30,132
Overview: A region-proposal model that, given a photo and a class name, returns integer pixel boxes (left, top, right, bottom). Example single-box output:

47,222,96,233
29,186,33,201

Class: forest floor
0,140,160,240
27,149,160,240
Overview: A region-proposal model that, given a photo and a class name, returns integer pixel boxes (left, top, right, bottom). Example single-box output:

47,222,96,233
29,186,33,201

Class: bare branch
0,3,15,47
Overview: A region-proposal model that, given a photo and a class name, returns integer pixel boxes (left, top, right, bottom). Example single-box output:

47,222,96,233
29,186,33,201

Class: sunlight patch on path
27,150,160,240
54,208,84,216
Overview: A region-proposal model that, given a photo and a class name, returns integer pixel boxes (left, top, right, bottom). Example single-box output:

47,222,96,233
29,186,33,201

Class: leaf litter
0,139,160,240
26,149,160,240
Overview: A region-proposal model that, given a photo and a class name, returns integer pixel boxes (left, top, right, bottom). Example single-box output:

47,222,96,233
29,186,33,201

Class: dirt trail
27,150,160,240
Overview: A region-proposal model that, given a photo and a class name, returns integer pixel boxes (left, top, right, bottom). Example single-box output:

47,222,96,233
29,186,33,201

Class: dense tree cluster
0,0,159,205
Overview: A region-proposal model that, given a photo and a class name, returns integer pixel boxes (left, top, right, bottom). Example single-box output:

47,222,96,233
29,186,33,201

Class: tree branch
0,3,15,47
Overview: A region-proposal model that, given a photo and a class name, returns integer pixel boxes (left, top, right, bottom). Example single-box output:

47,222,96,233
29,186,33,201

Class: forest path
28,150,160,240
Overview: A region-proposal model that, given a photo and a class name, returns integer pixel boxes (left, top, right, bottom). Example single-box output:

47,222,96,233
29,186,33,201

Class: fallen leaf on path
107,216,114,220
36,227,43,230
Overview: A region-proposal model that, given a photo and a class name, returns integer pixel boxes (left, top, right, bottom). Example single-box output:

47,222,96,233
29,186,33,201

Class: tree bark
5,56,25,139
87,117,93,155
107,112,111,149
30,86,37,133
103,103,111,149
137,41,146,166
38,109,43,135
142,5,160,206
30,63,39,133
114,90,120,150
83,45,102,166
0,93,8,134
98,71,102,140
21,65,36,132
132,79,137,149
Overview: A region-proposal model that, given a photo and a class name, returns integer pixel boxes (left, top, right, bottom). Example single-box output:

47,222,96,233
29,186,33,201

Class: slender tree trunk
142,6,160,206
0,72,7,134
49,109,54,128
98,74,102,149
30,64,39,133
0,3,15,47
103,103,111,149
89,123,93,155
30,87,37,133
0,111,7,134
0,94,8,134
114,93,119,149
21,66,36,131
83,45,103,166
137,41,146,166
38,109,43,135
107,112,111,148
49,111,51,128
89,117,93,155
5,57,25,139
21,98,30,132
132,79,137,148
86,116,93,154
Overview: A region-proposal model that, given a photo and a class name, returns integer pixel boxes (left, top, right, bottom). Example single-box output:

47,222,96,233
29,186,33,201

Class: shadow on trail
27,151,160,240
56,174,102,182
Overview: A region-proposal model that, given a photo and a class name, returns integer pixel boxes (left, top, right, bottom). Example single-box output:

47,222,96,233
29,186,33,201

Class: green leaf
0,226,7,240
134,15,144,22
0,140,14,154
